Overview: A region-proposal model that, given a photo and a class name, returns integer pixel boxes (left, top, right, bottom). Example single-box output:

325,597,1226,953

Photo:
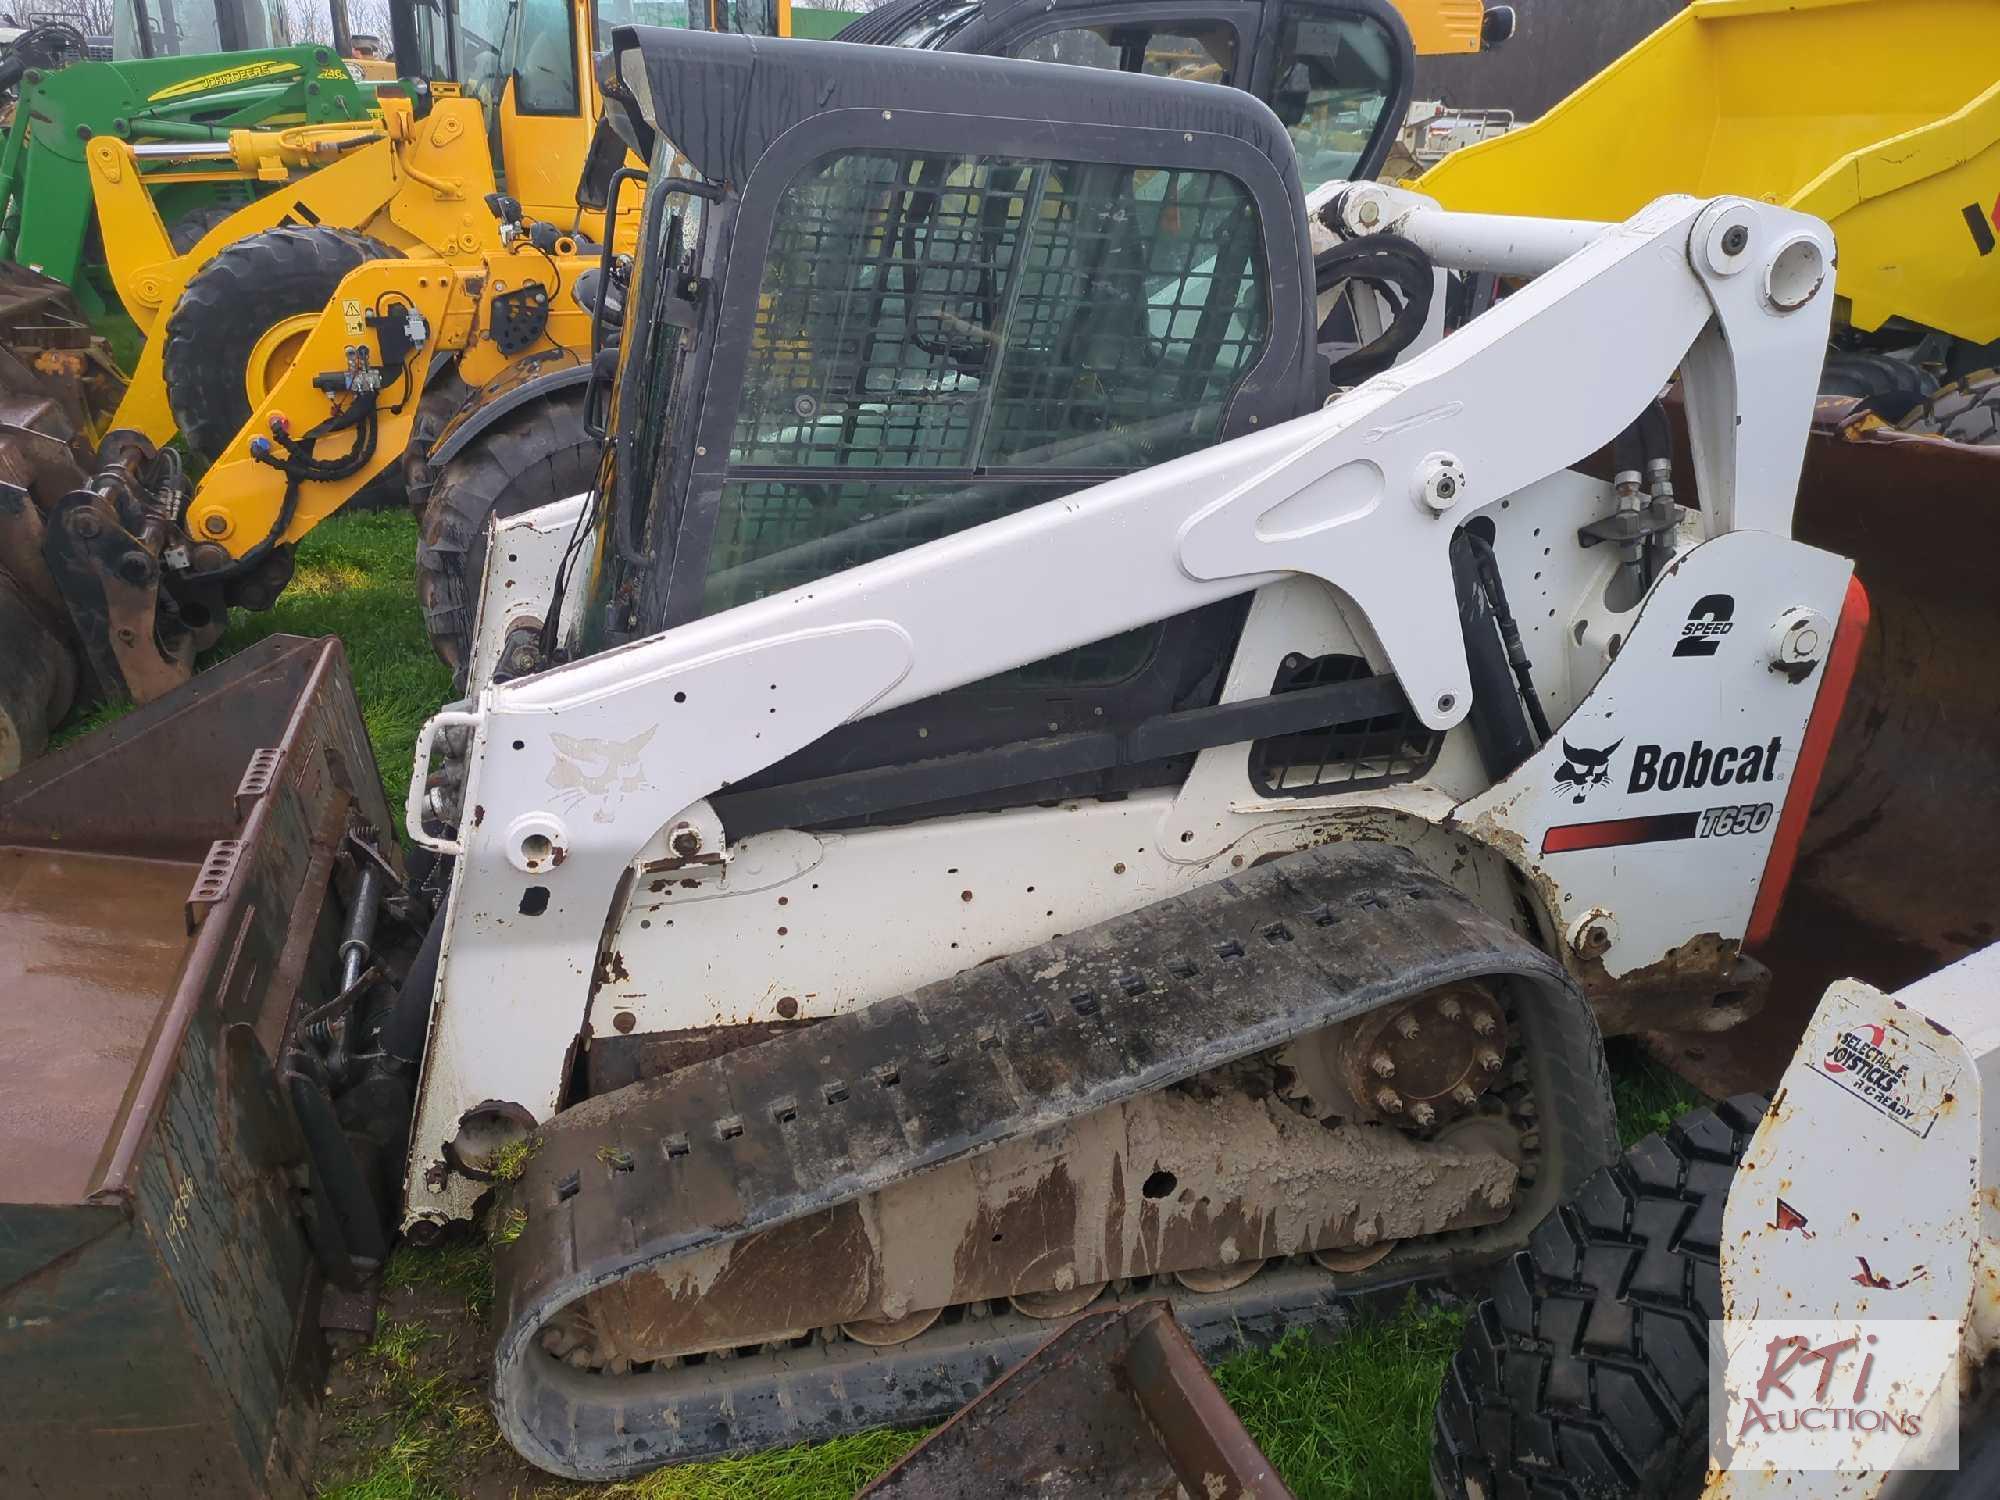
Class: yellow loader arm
88,94,509,445
186,242,597,553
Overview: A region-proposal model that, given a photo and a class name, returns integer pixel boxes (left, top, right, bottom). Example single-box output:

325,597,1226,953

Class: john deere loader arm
380,32,1864,1478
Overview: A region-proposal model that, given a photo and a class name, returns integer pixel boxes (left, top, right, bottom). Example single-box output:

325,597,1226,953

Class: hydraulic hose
1315,233,1435,387
380,908,444,1068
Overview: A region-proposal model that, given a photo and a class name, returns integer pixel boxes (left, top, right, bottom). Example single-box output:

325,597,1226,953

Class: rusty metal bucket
0,262,124,774
0,635,396,1499
1653,402,2000,1096
858,1302,1292,1500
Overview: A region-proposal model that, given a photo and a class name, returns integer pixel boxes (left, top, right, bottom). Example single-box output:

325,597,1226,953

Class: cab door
613,91,1317,828
488,0,595,225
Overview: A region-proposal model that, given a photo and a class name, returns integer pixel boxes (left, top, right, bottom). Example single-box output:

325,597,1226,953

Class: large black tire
1898,369,2000,446
416,385,596,673
1432,1094,1768,1500
166,202,241,255
163,225,399,461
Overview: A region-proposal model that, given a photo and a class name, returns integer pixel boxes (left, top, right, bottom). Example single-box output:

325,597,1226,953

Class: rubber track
490,842,1618,1480
1431,1094,1769,1500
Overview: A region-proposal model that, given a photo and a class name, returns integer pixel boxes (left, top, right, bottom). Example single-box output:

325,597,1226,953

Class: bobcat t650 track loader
373,27,1868,1478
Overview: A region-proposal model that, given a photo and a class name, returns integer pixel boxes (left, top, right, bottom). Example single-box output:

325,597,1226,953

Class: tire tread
1431,1093,1768,1499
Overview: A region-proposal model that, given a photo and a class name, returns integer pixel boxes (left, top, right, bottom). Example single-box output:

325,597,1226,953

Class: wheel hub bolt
1477,1048,1503,1073
1370,1052,1396,1078
1395,1013,1421,1040
1409,1101,1437,1128
1472,1012,1497,1037
1375,1087,1404,1115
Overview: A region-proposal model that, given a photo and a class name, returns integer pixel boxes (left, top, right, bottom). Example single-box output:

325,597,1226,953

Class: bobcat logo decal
548,727,657,823
1553,738,1622,804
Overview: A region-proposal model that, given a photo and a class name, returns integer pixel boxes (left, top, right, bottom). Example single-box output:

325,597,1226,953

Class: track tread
488,842,1619,1481
163,225,400,460
1432,1093,1768,1500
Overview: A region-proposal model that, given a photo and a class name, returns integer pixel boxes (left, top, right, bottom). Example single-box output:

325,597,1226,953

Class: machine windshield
115,0,285,56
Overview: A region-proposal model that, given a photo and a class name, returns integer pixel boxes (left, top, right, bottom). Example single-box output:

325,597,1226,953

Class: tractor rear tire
163,225,400,462
416,385,595,674
1898,370,2000,446
1431,1094,1768,1500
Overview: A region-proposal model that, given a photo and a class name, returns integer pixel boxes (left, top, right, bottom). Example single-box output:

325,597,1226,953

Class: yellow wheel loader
83,0,755,458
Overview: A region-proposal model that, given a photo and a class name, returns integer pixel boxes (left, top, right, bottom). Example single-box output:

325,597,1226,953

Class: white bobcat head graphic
547,727,658,822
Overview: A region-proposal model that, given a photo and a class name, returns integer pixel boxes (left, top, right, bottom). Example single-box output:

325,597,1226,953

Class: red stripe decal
1746,575,1872,949
1542,812,1699,854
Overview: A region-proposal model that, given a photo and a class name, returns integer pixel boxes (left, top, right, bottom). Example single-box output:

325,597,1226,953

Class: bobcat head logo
1553,738,1622,804
547,727,657,823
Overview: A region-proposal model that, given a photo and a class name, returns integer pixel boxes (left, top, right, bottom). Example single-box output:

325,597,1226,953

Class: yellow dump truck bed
1416,0,2000,343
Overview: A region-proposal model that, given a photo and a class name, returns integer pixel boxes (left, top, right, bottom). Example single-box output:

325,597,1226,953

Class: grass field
178,511,1702,1499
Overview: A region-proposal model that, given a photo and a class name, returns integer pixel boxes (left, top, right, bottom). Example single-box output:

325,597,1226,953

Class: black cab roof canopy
611,24,1314,205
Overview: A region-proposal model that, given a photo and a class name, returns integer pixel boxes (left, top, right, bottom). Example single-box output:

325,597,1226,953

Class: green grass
158,511,1710,1499
49,508,450,808
319,1312,508,1500
382,1237,496,1320
608,1431,926,1500
1608,1035,1711,1147
1216,1304,1467,1500
219,508,453,802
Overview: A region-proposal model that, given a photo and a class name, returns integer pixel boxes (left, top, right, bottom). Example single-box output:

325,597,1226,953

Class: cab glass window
1272,8,1397,185
704,148,1267,617
598,0,693,32
514,0,581,111
456,0,579,114
880,0,985,48
1009,22,1237,88
597,0,780,37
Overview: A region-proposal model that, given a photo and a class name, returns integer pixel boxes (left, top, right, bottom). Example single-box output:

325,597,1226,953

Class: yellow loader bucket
1416,0,2000,344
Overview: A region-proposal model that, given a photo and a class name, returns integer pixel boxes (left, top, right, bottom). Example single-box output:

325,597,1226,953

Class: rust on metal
584,1018,814,1093
1278,980,1509,1126
0,846,199,1206
1581,930,1771,1037
860,1301,1293,1499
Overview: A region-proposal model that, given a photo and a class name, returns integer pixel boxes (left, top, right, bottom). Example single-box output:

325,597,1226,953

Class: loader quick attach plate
490,843,1617,1480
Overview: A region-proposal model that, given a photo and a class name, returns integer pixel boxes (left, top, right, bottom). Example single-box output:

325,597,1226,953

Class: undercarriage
486,844,1614,1476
